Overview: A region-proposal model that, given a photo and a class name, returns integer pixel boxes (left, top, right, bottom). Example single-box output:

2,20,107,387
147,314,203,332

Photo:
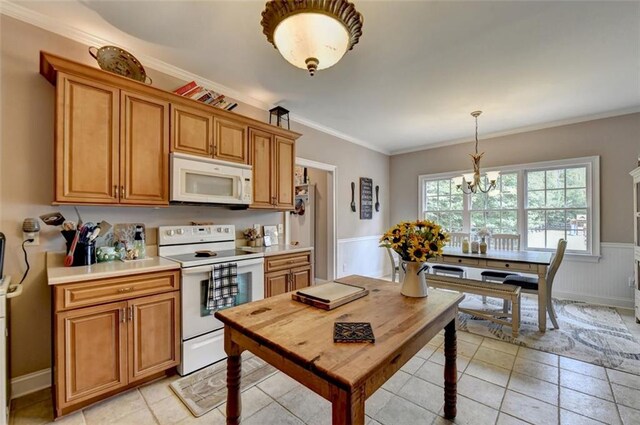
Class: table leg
331,386,365,425
225,328,243,425
537,266,548,332
444,319,457,420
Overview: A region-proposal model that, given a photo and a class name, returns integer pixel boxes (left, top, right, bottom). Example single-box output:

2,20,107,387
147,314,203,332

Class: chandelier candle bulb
457,111,500,194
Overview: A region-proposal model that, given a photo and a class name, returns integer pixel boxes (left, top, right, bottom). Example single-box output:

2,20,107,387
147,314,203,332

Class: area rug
170,352,277,417
458,294,640,375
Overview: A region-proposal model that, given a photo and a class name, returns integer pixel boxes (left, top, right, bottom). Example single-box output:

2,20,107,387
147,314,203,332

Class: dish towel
207,263,238,310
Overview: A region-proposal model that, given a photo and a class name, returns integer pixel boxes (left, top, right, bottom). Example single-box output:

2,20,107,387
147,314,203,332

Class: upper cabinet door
214,118,248,164
56,74,119,204
120,91,170,205
249,129,275,208
275,136,295,209
170,103,213,157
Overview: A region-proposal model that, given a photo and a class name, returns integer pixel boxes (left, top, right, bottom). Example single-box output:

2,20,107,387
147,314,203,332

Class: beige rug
459,294,640,375
170,352,277,417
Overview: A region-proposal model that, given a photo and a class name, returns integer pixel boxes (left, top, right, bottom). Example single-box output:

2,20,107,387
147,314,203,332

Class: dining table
436,246,554,332
214,275,465,425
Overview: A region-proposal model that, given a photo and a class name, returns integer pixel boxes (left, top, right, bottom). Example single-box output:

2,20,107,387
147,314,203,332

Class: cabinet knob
120,186,125,198
113,185,118,198
458,259,462,263
505,264,510,268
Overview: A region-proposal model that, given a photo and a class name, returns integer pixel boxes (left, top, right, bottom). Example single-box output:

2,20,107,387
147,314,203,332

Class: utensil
89,46,152,84
62,221,76,231
73,206,83,229
96,220,112,237
88,227,101,243
64,225,82,267
350,182,356,212
375,185,380,212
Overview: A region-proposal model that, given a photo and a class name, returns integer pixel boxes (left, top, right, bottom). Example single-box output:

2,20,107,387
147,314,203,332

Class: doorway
285,158,336,282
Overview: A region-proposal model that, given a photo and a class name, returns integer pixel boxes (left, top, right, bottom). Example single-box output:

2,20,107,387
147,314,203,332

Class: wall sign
360,177,373,220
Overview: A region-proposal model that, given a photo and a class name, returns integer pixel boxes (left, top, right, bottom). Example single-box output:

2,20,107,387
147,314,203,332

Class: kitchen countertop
240,244,314,257
46,252,181,285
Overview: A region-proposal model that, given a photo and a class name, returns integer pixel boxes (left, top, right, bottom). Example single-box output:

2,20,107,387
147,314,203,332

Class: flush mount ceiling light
261,0,364,76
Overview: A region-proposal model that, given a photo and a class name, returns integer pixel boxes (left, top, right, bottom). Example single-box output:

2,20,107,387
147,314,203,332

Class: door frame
285,157,337,281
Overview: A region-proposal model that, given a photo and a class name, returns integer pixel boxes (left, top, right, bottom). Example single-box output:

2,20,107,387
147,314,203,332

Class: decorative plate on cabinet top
89,46,152,84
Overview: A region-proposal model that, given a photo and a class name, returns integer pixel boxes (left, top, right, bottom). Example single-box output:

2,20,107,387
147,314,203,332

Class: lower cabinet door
265,270,289,297
290,266,312,291
128,292,180,382
56,301,128,406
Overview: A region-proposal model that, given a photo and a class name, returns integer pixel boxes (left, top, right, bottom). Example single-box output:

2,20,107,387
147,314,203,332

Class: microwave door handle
236,258,265,267
238,178,242,198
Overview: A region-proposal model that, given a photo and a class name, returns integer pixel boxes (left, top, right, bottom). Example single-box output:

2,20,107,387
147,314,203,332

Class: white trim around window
418,156,601,262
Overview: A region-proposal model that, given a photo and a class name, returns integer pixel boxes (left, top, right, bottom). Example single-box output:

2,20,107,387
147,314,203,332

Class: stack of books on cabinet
173,81,238,111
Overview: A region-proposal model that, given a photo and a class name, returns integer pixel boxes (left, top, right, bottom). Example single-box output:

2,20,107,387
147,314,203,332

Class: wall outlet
23,231,39,246
629,276,636,288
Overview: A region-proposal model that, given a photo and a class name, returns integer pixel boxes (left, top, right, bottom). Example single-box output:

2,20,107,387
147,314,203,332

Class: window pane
502,173,517,192
425,211,438,221
527,211,545,248
436,197,449,210
486,191,501,209
449,212,464,232
438,179,451,195
546,169,565,189
471,211,486,232
566,167,586,188
567,209,588,251
528,190,545,208
503,193,517,209
425,196,438,211
501,211,518,233
426,181,439,196
450,193,464,210
546,210,566,249
547,189,565,208
486,211,501,232
470,192,486,210
566,188,587,207
527,171,545,190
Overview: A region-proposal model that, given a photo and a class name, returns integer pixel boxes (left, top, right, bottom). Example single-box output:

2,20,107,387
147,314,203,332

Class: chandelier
454,111,500,194
261,0,364,76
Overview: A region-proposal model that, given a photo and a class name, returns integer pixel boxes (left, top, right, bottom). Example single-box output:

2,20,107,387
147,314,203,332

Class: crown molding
1,1,390,155
389,106,640,156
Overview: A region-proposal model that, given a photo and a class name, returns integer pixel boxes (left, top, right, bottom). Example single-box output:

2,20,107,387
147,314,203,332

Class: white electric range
158,225,264,375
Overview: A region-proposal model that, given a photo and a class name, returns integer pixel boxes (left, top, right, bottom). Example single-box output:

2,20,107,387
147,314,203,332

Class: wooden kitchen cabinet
264,251,313,297
249,129,295,210
53,270,180,417
214,118,248,164
170,102,214,157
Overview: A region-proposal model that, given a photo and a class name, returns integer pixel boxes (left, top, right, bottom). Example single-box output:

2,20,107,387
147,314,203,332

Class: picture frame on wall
360,177,373,220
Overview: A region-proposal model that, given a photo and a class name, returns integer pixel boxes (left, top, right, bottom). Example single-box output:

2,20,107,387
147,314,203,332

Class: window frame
417,156,600,261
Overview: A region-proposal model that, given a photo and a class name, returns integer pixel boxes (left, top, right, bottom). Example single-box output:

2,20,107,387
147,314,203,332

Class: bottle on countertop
133,225,146,259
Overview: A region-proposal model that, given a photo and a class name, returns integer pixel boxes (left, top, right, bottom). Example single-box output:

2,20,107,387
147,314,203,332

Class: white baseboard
553,291,634,310
11,369,51,399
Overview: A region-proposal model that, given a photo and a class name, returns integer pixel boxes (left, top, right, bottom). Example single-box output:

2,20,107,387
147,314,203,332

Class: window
470,173,518,234
418,156,600,258
525,166,589,252
423,178,463,232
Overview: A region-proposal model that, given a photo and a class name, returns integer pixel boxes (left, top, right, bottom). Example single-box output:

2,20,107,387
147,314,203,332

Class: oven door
181,258,264,340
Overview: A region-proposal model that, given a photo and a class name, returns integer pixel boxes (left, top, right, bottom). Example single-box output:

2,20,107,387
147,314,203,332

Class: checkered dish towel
207,263,238,310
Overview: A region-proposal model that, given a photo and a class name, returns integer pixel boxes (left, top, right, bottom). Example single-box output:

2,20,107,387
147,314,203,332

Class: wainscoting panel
337,235,390,279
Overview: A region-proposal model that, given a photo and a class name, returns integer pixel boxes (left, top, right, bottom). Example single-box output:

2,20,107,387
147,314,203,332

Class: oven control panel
158,225,235,246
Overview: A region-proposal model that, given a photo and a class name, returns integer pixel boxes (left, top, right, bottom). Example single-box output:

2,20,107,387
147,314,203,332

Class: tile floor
11,310,640,425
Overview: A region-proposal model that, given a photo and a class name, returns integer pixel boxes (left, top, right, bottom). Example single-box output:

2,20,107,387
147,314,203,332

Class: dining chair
503,239,567,329
385,247,405,283
431,232,469,278
481,233,521,306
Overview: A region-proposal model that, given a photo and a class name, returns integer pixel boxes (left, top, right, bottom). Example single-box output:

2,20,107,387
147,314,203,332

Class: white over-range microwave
170,153,252,205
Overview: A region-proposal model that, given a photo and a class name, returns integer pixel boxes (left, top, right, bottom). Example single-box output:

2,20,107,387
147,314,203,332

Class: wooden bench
426,275,522,338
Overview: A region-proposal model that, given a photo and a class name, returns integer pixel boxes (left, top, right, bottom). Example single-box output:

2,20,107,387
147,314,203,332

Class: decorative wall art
360,177,373,220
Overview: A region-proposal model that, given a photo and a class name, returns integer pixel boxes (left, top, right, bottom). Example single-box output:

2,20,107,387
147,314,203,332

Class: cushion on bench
503,275,539,291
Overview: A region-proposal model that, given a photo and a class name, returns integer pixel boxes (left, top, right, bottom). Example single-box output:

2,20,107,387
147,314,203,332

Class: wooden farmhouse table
215,275,465,425
436,247,554,332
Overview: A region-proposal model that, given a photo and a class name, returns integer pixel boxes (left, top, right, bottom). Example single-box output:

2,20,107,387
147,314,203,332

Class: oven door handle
236,258,265,267
181,265,214,275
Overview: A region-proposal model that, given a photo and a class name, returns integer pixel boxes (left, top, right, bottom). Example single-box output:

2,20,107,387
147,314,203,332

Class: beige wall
306,168,329,280
390,113,640,243
1,16,390,379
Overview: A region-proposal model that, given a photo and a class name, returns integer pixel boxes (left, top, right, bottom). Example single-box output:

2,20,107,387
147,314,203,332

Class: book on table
292,281,369,310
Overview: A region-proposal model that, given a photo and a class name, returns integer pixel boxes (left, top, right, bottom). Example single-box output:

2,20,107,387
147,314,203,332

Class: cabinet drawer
55,270,180,312
485,260,535,272
265,252,311,272
442,257,479,267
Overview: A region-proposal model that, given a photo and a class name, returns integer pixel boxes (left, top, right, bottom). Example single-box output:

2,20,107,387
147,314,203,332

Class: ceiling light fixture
261,0,364,76
453,111,500,194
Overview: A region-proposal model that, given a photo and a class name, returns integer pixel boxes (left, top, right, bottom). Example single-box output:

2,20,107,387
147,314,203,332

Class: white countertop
46,252,180,285
240,245,314,257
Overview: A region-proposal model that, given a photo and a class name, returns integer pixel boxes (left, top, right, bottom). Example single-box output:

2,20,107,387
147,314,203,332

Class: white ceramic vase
400,261,429,298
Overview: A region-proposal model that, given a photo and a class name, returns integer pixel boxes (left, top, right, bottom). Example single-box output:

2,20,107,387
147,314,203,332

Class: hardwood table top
215,275,464,390
440,246,553,265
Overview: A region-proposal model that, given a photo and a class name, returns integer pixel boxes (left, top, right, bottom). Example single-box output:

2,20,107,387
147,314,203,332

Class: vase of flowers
380,220,449,297
243,228,259,247
477,228,490,254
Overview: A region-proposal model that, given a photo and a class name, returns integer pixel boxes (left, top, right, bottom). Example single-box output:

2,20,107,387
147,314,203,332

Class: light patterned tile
219,387,274,420
109,408,156,425
560,369,613,401
612,383,640,410
501,390,559,425
559,357,607,380
415,344,438,360
83,389,147,425
257,372,301,399
559,387,620,425
618,405,640,425
400,356,426,374
517,346,559,367
415,360,461,388
149,393,191,425
365,388,394,417
496,413,530,425
465,359,511,387
435,395,499,425
381,370,412,393
607,368,640,391
513,357,559,384
457,331,485,345
456,340,482,358
176,407,225,425
429,348,471,372
242,403,304,425
473,347,516,370
508,372,558,406
429,334,445,347
140,376,179,405
45,411,85,425
397,376,445,414
11,398,54,425
373,394,436,425
278,385,330,423
457,374,505,409
480,338,519,356
560,409,605,425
